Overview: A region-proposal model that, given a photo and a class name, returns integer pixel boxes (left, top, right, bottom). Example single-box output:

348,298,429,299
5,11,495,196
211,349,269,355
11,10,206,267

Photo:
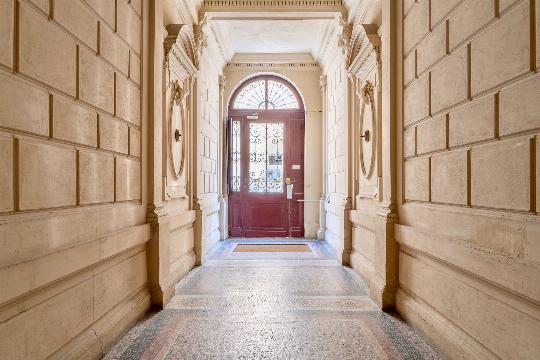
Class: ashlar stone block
471,137,531,211
79,47,114,113
500,75,540,136
431,46,468,114
0,0,14,68
404,156,430,201
417,23,446,74
54,0,98,51
448,0,494,50
19,3,76,95
19,140,76,210
93,252,146,319
100,24,130,75
404,126,416,158
79,150,114,204
431,149,468,205
26,281,94,359
99,115,129,154
0,72,49,136
471,1,530,95
0,135,14,212
404,51,416,85
130,51,141,85
53,96,97,147
404,74,429,126
536,136,540,213
130,0,142,16
431,0,461,26
449,95,495,147
537,2,540,68
117,0,141,53
404,0,429,53
499,0,521,13
416,115,447,154
115,157,140,201
27,0,49,14
84,0,115,27
116,74,140,125
404,0,415,15
129,127,140,157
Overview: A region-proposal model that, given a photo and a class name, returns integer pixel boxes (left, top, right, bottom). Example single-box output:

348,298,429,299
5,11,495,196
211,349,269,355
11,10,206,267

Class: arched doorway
227,75,305,238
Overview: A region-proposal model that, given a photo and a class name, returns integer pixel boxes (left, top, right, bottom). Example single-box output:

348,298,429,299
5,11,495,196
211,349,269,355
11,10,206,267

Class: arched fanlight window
232,76,301,110
233,80,266,109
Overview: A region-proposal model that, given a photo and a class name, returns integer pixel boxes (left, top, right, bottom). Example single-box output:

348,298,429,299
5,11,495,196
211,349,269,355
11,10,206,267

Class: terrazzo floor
104,239,443,360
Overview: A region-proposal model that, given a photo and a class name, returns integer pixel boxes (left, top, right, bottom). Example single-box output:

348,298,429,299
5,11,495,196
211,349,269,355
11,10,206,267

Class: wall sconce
175,129,181,142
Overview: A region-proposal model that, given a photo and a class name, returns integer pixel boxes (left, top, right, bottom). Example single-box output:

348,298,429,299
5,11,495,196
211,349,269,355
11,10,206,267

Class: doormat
233,244,310,252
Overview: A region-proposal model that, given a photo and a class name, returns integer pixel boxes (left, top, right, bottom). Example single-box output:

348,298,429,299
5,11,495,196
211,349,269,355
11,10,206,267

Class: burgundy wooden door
228,111,304,237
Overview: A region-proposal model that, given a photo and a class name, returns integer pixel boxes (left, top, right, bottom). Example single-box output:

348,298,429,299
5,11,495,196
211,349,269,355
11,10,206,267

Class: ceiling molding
173,0,197,24
201,0,345,14
207,20,234,62
225,62,320,72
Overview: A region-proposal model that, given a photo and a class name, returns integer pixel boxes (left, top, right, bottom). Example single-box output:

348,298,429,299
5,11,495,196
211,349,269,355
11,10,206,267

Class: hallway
1,0,539,358
105,241,441,360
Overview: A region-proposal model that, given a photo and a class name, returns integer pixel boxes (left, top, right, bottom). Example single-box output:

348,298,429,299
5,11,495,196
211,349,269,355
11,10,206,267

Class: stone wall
193,24,225,264
0,0,149,358
320,29,351,261
398,0,540,358
193,48,222,262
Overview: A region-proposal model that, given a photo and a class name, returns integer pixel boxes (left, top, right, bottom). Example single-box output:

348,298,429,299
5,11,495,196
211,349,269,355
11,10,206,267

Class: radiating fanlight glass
233,80,266,109
267,80,299,109
232,78,299,110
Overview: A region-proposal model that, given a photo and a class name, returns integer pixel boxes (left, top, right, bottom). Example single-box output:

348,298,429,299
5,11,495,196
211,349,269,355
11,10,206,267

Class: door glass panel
266,123,284,192
231,120,241,192
249,122,284,193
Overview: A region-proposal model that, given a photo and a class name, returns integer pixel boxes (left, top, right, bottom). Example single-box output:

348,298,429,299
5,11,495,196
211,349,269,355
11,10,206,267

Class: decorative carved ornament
163,25,200,199
347,24,381,80
337,15,353,58
164,24,198,76
168,79,188,181
359,80,376,178
193,16,209,68
319,75,327,92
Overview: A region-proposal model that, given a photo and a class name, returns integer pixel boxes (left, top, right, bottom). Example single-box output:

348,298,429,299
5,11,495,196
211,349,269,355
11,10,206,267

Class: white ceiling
215,19,330,54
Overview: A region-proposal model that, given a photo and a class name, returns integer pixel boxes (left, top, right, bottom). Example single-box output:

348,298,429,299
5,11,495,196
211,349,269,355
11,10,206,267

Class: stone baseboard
396,288,495,360
52,287,151,360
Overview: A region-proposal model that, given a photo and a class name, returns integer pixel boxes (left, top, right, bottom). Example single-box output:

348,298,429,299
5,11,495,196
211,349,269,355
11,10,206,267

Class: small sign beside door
292,164,301,170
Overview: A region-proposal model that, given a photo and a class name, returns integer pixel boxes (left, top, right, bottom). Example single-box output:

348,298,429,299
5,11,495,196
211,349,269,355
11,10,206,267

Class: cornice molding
173,0,196,25
314,18,341,68
347,23,380,81
225,62,320,71
164,24,198,77
207,20,234,63
201,0,344,12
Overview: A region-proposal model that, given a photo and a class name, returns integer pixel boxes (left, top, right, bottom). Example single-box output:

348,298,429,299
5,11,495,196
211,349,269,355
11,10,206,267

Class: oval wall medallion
359,81,376,178
168,80,187,179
